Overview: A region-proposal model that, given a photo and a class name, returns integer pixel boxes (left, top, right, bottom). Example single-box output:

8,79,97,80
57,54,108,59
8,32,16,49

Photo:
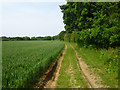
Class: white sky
0,0,66,37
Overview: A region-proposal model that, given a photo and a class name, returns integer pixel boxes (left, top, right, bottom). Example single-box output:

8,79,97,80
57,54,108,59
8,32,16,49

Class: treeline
60,2,120,48
1,31,66,41
2,36,56,41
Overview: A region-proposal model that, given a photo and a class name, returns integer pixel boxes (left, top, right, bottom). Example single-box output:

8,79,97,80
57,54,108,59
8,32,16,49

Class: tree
2,36,9,41
43,36,51,40
23,36,30,40
31,37,37,40
60,2,120,48
36,36,44,40
58,31,66,41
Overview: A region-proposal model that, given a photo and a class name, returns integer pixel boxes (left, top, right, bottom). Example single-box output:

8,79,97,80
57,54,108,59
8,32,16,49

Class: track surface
36,43,105,88
70,44,104,88
45,45,67,88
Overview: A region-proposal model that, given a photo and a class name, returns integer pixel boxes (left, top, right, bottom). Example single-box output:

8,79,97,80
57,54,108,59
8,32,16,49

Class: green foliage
44,36,51,40
31,37,37,40
2,41,64,88
23,37,30,40
58,31,66,41
2,36,9,41
71,31,76,42
104,47,119,73
60,2,120,48
64,33,71,42
2,36,56,41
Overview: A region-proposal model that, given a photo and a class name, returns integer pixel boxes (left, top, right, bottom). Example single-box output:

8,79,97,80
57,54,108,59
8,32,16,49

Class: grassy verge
56,43,88,88
71,42,119,88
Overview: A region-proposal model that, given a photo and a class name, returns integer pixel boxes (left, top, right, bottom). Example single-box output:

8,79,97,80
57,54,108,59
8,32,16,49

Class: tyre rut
35,45,67,88
70,44,104,88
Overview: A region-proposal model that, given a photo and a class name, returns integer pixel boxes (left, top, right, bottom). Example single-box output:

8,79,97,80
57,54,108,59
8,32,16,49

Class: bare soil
35,60,57,88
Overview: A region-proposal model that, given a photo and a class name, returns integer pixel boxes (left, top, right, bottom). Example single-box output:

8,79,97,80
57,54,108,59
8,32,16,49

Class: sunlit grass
71,42,118,88
56,43,88,88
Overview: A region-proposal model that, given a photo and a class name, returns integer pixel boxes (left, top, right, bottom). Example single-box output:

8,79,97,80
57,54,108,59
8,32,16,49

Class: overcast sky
1,1,66,37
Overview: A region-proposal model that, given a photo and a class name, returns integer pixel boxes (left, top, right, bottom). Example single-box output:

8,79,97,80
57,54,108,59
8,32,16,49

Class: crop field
2,41,64,88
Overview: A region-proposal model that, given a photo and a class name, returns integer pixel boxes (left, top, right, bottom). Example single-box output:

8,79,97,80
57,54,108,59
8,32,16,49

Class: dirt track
70,44,105,88
35,44,105,88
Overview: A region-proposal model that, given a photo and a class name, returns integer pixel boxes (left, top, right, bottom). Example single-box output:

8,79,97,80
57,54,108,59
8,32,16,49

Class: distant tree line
60,2,120,48
2,36,55,41
1,31,66,41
